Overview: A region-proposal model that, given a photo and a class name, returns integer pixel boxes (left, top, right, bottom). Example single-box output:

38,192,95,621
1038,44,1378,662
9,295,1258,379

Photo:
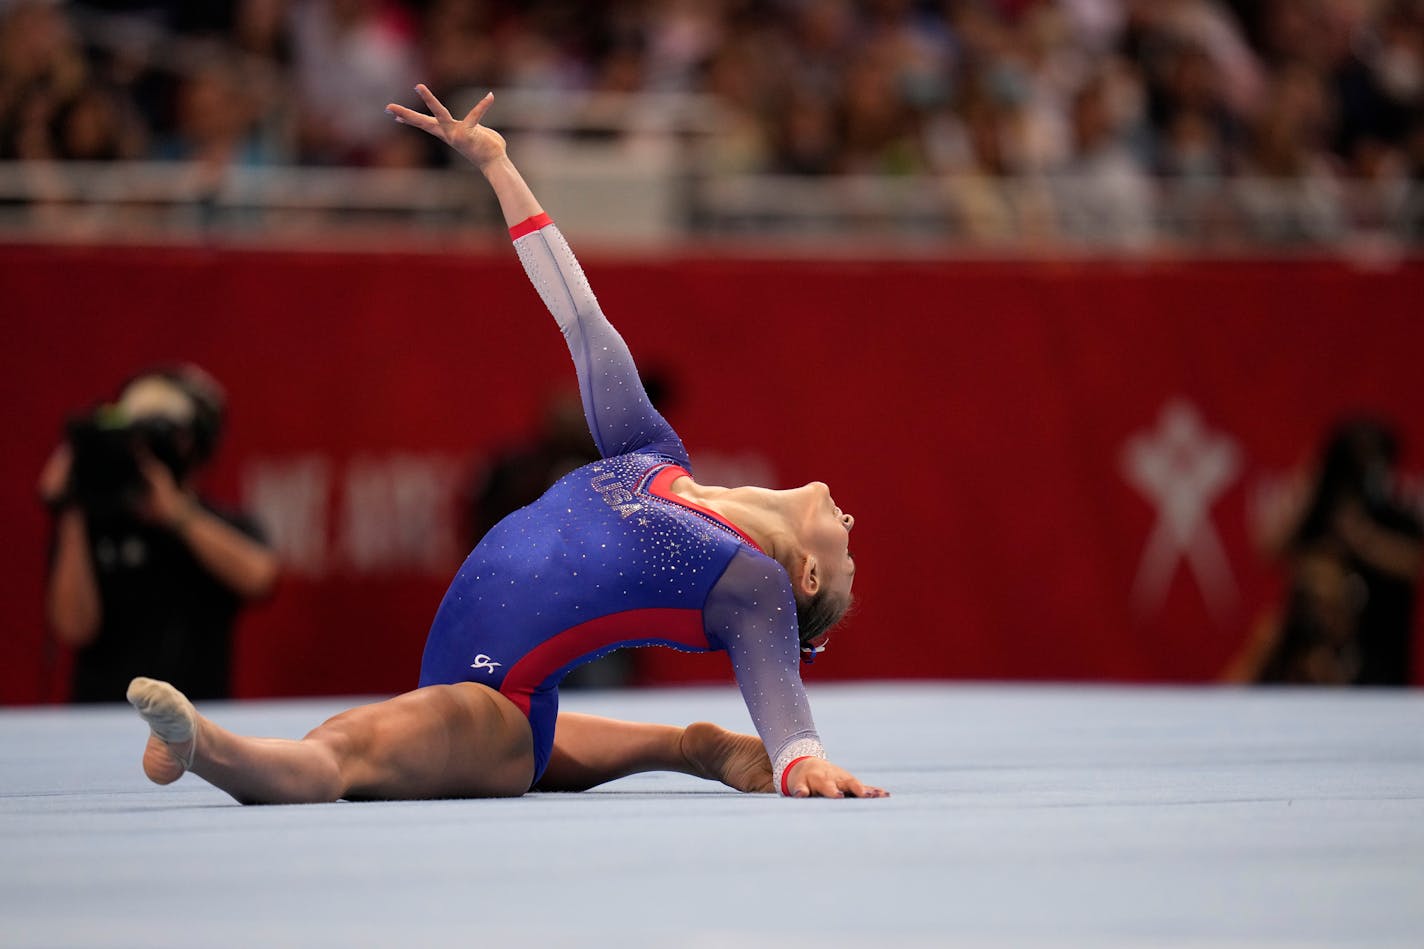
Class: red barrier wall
3,244,1421,703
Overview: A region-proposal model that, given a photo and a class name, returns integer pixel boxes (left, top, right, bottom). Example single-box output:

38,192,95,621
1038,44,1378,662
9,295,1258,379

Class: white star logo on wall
1121,399,1241,624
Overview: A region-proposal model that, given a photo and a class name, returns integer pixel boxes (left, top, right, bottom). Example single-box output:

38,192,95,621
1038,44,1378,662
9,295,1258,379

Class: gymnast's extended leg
535,712,773,793
128,677,535,804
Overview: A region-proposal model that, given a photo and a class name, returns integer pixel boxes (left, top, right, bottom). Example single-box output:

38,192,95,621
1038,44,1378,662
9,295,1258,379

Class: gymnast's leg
535,712,773,793
128,677,535,804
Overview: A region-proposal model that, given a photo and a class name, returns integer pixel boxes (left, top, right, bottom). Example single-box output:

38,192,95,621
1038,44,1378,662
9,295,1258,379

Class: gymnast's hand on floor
786,759,889,799
386,84,506,169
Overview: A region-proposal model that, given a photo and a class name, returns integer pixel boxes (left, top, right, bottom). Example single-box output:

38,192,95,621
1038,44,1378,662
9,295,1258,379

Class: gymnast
127,85,886,802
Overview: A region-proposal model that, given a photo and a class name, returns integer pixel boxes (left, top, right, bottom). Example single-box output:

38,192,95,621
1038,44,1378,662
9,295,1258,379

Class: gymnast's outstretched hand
386,84,505,169
786,758,889,799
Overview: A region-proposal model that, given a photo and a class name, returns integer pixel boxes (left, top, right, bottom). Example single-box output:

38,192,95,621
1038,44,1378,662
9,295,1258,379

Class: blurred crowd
1,0,1422,239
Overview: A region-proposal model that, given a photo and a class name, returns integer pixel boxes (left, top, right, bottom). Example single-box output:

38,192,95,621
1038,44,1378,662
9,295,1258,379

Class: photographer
38,366,278,703
1227,418,1423,686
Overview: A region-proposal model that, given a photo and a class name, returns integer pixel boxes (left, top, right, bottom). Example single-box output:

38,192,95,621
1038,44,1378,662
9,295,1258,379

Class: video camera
65,406,199,517
56,367,226,517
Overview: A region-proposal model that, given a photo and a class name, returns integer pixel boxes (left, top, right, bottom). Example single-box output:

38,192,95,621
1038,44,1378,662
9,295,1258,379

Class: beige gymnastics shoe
127,677,198,784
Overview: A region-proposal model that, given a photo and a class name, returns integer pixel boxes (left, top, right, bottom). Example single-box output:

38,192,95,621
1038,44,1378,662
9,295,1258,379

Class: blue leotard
418,213,824,793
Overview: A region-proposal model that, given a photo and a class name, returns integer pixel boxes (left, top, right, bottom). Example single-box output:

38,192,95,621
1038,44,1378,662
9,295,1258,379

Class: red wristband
509,212,552,240
780,756,815,797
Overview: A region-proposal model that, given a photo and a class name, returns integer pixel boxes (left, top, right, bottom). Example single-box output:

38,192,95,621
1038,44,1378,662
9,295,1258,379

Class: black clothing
1264,502,1422,687
61,503,265,703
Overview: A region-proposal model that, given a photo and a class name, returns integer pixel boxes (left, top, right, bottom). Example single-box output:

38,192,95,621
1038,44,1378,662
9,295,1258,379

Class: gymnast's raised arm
386,86,684,462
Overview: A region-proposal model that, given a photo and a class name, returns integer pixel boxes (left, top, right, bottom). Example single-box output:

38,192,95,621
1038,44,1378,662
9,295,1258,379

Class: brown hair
796,590,853,647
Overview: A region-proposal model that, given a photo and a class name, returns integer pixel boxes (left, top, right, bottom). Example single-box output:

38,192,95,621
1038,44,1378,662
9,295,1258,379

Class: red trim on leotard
509,212,553,240
780,756,815,796
647,466,765,554
499,607,708,715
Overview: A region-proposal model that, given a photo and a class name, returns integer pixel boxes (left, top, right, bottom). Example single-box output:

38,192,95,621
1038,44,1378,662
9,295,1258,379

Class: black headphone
118,363,227,464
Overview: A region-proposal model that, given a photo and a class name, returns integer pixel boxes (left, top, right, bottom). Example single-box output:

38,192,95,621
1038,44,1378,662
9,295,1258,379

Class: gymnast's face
794,481,856,599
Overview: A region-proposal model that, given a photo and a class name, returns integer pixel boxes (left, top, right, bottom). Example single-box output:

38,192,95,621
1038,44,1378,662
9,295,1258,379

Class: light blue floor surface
2,683,1422,947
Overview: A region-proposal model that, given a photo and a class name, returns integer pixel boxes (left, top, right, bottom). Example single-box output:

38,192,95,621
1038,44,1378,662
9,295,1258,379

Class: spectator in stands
38,365,278,703
642,0,726,92
0,0,91,160
420,0,500,95
1404,110,1424,237
1227,418,1423,686
1147,40,1239,177
51,83,144,161
840,43,923,174
700,32,775,175
290,0,419,163
771,85,841,175
151,56,276,169
1237,64,1346,242
1056,64,1155,245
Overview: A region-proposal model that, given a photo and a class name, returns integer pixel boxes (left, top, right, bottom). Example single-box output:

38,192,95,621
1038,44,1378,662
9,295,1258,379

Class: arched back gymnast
128,85,886,801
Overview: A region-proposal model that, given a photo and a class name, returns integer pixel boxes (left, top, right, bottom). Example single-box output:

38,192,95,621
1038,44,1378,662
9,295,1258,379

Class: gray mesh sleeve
703,547,826,794
512,222,687,463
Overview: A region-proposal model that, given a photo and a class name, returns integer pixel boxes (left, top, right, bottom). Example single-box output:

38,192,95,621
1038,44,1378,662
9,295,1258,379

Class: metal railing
3,155,1419,252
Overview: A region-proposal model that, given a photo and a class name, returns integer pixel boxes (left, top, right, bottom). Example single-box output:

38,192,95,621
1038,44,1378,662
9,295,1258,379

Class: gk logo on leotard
470,655,502,674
